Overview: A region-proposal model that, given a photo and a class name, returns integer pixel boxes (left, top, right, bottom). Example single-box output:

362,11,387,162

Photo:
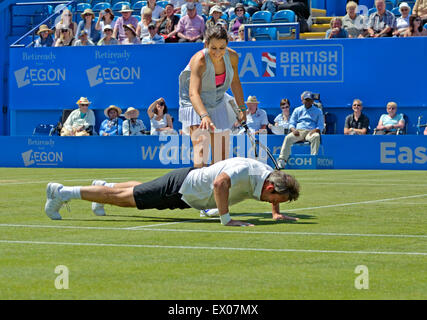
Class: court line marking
0,224,425,239
125,193,427,230
0,239,425,256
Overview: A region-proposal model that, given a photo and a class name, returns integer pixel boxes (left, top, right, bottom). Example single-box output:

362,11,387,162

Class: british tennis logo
261,52,276,77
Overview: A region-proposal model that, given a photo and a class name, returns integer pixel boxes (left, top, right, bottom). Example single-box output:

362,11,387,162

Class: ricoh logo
14,67,66,88
86,65,141,87
21,149,63,167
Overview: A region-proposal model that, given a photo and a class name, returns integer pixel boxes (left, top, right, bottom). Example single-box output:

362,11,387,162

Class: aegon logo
380,142,427,164
86,65,140,87
14,67,66,88
21,149,63,167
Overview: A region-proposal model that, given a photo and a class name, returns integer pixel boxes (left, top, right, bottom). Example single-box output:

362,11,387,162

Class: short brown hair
266,171,300,202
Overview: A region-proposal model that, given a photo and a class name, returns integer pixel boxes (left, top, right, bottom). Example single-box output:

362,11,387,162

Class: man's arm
213,173,254,227
271,203,299,221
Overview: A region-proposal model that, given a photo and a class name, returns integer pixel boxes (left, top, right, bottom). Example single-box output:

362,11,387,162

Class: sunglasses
280,105,289,109
353,104,362,106
158,101,165,106
61,29,69,33
80,104,89,107
148,26,156,29
415,18,421,21
235,9,244,12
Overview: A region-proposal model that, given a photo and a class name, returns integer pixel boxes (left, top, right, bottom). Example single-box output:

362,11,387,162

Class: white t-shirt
179,157,273,209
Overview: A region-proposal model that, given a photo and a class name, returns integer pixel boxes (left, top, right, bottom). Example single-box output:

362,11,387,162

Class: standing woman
178,25,246,167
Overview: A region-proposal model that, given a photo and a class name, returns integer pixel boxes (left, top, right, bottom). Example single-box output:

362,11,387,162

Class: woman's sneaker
91,180,106,216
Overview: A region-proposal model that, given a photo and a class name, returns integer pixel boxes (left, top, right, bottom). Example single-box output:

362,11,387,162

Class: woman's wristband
200,113,209,120
220,213,231,225
239,105,247,112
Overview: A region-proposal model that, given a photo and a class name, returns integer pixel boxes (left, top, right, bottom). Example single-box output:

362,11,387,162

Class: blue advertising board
1,135,426,170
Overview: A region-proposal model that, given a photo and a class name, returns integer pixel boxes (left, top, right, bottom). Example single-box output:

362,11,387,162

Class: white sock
105,182,115,188
59,186,81,201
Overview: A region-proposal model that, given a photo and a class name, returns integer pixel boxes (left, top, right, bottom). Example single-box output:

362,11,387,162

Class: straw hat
245,96,260,104
124,24,137,36
76,97,91,105
119,4,134,13
209,5,222,15
104,105,122,118
81,8,95,19
37,24,54,35
124,107,140,119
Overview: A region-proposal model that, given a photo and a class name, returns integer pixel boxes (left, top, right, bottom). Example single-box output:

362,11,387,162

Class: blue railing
10,0,75,47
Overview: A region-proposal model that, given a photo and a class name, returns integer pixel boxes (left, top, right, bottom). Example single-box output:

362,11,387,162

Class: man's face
260,183,290,206
122,11,131,19
352,101,363,113
376,0,385,13
302,97,313,107
188,8,196,18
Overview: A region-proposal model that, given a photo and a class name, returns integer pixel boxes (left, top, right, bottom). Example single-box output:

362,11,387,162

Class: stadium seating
252,27,277,40
157,1,169,8
385,0,395,11
251,11,272,24
92,2,111,12
367,7,377,16
391,7,401,17
76,3,92,12
132,1,146,11
272,10,296,38
92,0,111,6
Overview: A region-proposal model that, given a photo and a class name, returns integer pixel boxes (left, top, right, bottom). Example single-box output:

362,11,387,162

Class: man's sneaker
91,180,106,216
45,183,66,220
200,208,220,217
277,159,286,170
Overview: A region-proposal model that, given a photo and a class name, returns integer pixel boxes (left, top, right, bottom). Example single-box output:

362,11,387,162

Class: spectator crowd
33,0,427,48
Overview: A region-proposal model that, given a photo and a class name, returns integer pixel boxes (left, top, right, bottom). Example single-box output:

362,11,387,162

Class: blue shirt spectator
100,105,123,136
289,95,324,131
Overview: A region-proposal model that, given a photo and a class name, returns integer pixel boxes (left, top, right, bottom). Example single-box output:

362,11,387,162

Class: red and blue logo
261,52,276,77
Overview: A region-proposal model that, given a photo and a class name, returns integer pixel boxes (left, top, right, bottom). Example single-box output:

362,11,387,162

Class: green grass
0,168,426,299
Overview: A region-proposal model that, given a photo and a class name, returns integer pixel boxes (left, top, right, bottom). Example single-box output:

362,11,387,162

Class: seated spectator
242,0,261,16
237,96,268,134
342,1,367,38
113,4,139,44
142,0,165,21
344,99,370,135
414,0,427,26
100,105,123,136
123,107,147,136
34,24,54,47
206,5,226,31
325,17,348,38
74,30,95,46
403,14,427,36
366,0,396,37
95,8,116,39
97,25,119,45
181,0,204,16
424,125,427,135
235,24,246,41
141,22,166,43
76,9,101,44
375,102,405,135
176,2,205,42
147,98,177,135
136,7,154,40
157,3,180,42
55,9,77,40
228,4,250,38
393,2,411,36
220,0,241,16
54,27,76,47
261,0,286,15
276,91,324,169
123,24,141,44
268,98,291,135
60,97,96,136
